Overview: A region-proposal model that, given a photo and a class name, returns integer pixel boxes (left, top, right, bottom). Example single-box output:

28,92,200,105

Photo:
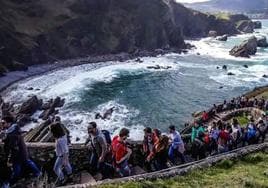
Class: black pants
89,153,114,179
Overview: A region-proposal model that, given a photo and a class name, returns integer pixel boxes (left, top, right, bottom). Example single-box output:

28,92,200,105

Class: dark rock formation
208,30,218,37
216,34,228,41
229,36,257,58
236,20,254,33
0,0,253,75
243,65,248,68
39,97,65,120
257,36,268,48
222,65,227,70
263,74,268,78
254,21,262,29
227,72,235,76
18,96,41,116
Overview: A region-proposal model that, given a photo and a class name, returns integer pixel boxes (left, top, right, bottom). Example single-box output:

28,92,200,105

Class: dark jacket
4,124,29,163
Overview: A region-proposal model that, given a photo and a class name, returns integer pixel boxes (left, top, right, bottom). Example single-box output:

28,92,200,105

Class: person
168,125,185,164
209,122,219,154
192,131,207,160
50,122,72,186
53,116,71,144
218,124,230,153
2,116,41,184
202,111,209,122
85,122,113,179
246,118,257,145
152,129,161,144
143,127,155,158
111,128,132,177
149,135,169,171
257,120,267,143
231,118,242,148
191,122,205,143
142,127,156,171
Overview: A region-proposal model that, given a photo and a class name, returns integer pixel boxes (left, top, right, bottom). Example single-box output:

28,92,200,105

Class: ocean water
3,20,268,143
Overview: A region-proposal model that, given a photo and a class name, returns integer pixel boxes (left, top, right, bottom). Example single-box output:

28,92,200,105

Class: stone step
80,171,96,184
131,166,146,176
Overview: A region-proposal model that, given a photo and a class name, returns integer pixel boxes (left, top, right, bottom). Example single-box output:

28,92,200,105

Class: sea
3,20,268,143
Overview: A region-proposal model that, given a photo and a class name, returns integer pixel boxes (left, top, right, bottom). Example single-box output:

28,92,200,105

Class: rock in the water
19,96,41,115
257,36,268,48
208,30,217,38
147,65,161,70
26,87,34,90
236,20,254,33
51,97,65,108
243,65,248,68
197,53,200,55
216,34,228,41
227,72,235,76
263,74,268,78
216,66,220,69
135,58,143,63
182,49,188,53
253,21,262,29
16,114,31,126
222,65,227,70
39,97,65,120
229,36,257,58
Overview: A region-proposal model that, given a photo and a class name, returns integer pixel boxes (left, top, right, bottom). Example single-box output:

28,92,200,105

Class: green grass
256,91,268,100
214,12,231,21
100,152,268,188
236,115,249,127
227,113,249,127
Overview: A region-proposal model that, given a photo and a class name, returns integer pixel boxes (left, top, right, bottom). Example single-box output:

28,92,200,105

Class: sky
175,0,211,3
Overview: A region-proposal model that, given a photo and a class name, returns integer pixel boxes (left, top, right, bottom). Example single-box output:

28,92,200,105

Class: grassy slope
100,152,268,188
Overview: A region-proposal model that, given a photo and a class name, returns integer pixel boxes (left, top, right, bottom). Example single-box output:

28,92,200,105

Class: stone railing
61,142,268,187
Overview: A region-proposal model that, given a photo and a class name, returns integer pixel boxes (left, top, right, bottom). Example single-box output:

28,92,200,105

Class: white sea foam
210,64,268,88
5,56,179,104
3,56,178,142
60,100,142,143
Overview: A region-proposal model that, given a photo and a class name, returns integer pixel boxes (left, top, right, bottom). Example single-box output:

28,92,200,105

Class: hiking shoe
55,178,67,187
66,174,74,183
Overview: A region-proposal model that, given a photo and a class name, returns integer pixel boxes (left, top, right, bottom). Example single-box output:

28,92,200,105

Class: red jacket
112,135,128,163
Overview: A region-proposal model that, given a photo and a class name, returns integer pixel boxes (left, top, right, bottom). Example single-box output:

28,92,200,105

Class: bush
216,159,234,169
242,153,264,164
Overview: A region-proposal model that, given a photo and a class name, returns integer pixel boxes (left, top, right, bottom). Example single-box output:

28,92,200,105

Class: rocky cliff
0,0,250,75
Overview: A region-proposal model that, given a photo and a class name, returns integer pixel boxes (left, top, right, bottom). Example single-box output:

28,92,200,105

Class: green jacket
191,126,205,142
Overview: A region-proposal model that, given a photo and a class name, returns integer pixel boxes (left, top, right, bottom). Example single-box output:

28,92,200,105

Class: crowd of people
200,96,268,123
0,96,268,187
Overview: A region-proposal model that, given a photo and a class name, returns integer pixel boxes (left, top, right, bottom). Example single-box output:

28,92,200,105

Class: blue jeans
168,146,185,164
53,156,72,181
117,160,131,177
11,159,41,183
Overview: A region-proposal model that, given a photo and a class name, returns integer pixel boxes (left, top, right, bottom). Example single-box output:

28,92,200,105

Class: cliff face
0,0,247,75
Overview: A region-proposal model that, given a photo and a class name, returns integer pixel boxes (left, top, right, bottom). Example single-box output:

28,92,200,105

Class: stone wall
0,143,90,175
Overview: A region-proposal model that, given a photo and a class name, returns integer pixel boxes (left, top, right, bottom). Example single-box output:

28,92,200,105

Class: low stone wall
0,141,149,176
0,143,90,174
91,143,268,187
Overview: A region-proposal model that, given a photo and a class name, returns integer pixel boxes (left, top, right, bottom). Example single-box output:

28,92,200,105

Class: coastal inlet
2,20,268,143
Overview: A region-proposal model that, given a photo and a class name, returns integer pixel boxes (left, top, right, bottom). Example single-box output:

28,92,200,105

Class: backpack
101,130,112,145
247,128,256,139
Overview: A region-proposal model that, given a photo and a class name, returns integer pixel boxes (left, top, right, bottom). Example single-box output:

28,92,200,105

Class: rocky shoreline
0,47,184,93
